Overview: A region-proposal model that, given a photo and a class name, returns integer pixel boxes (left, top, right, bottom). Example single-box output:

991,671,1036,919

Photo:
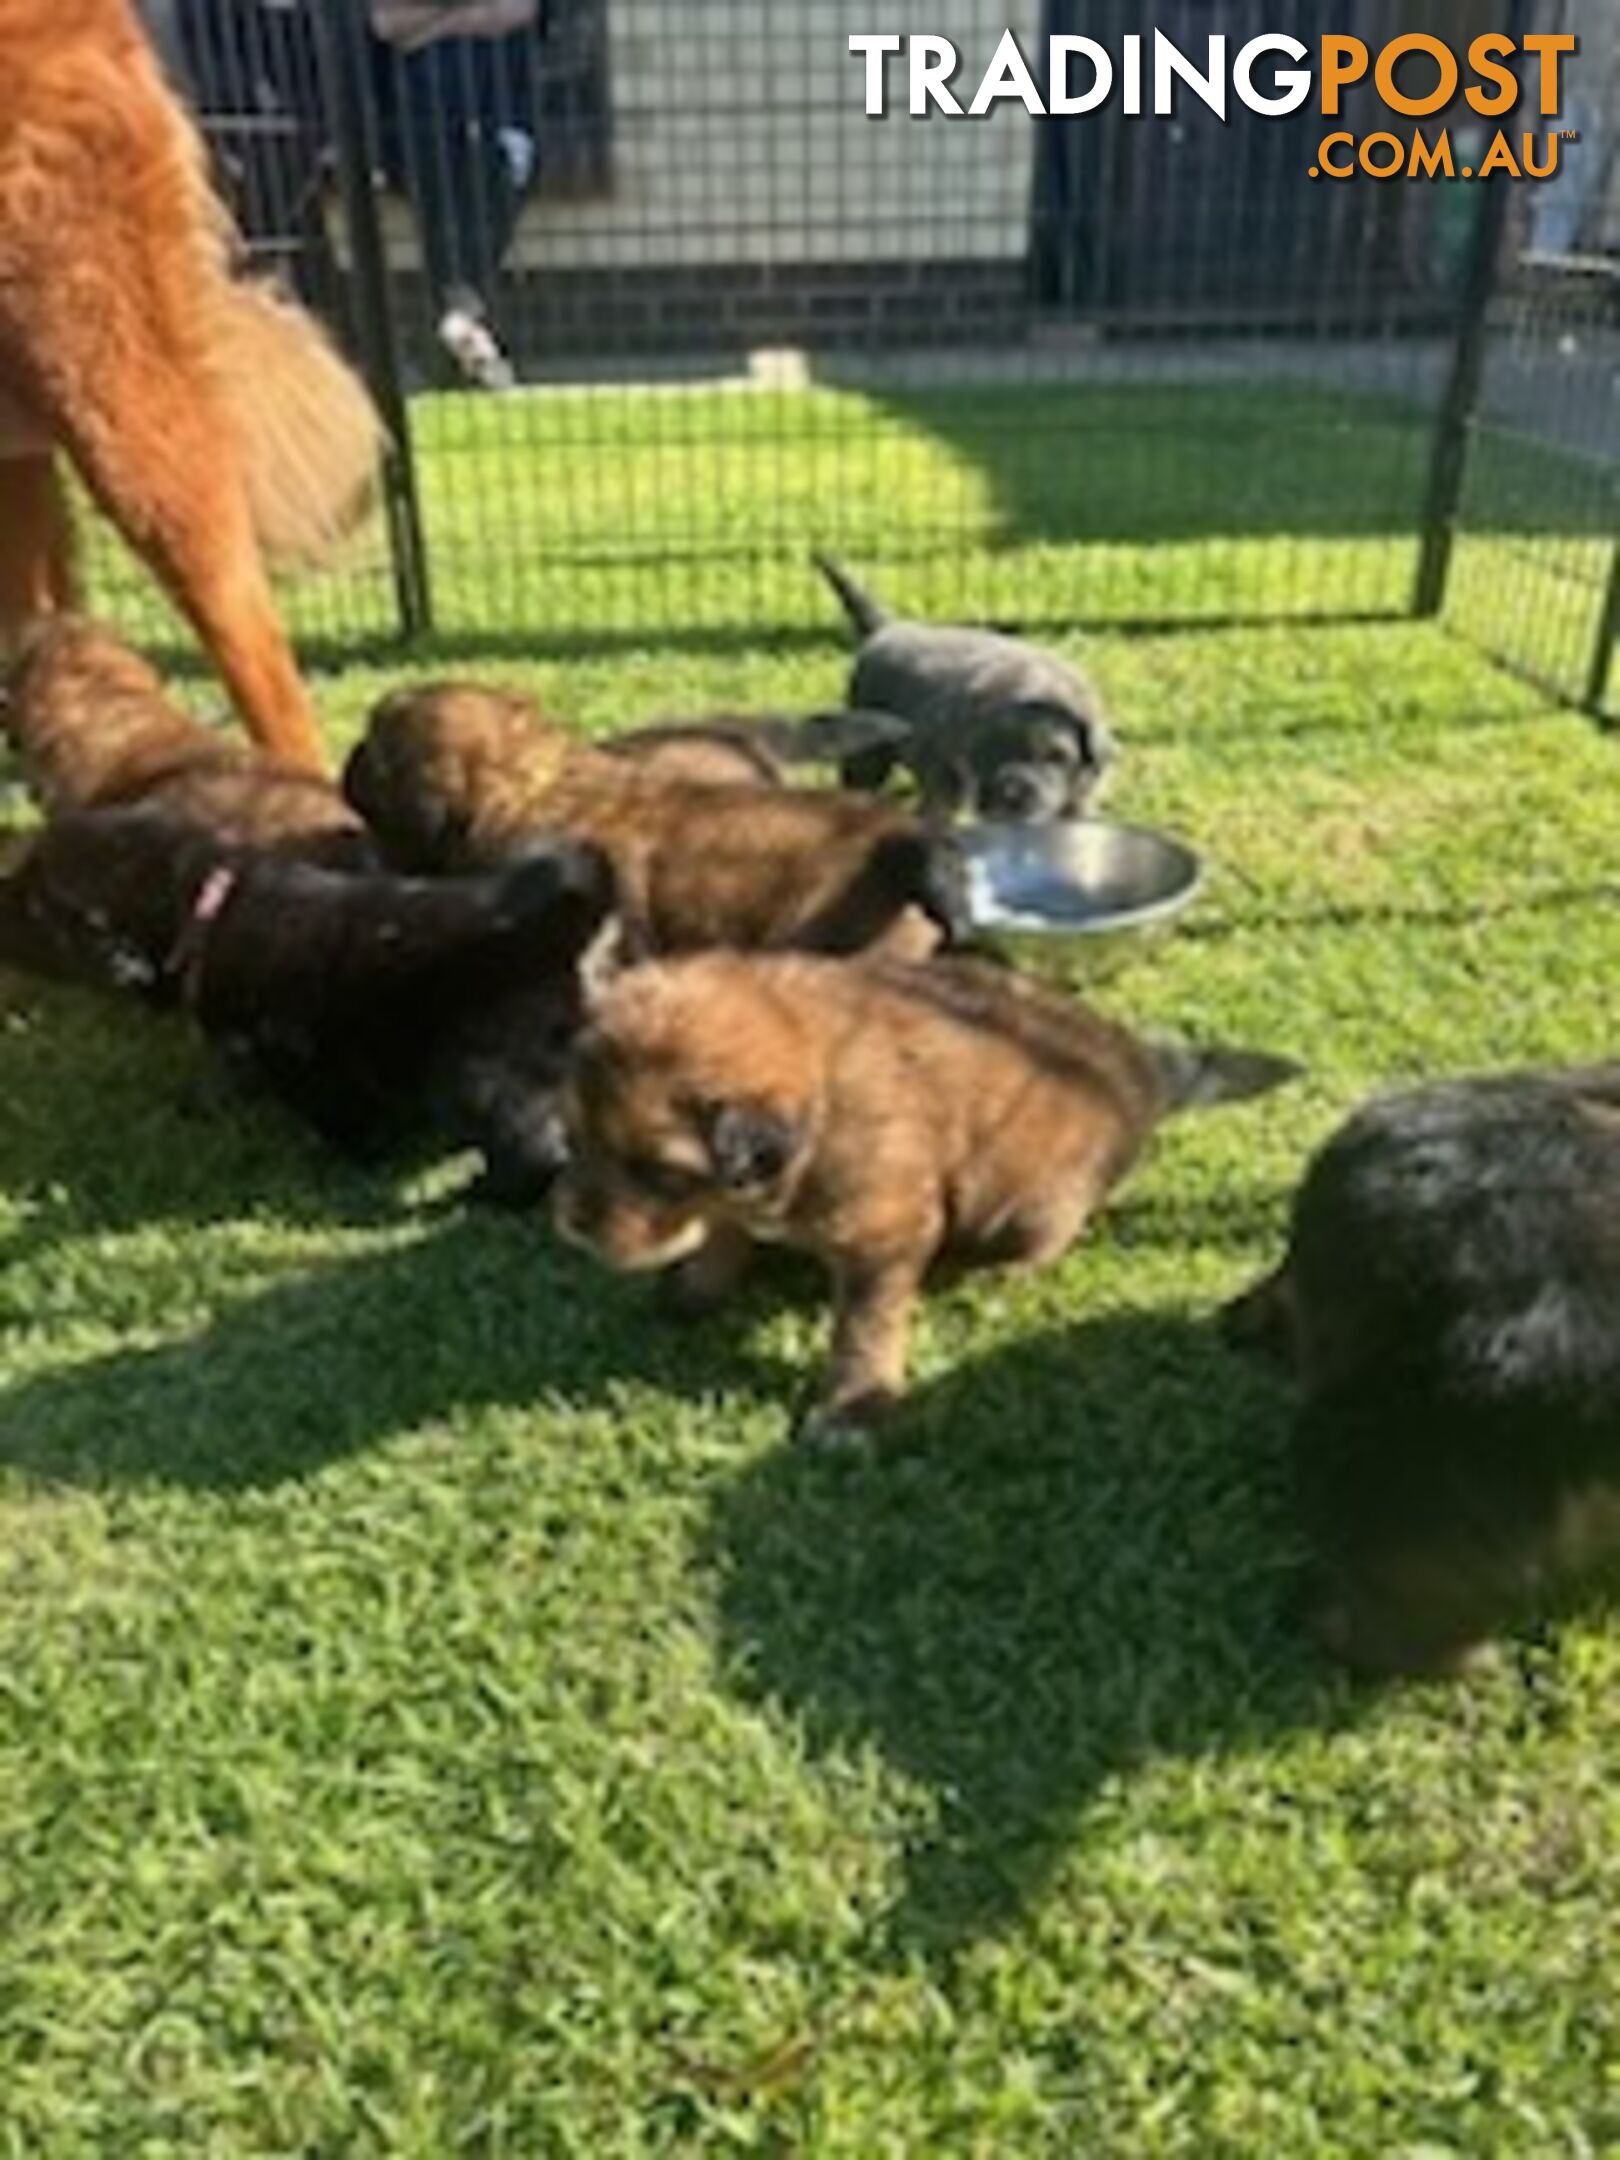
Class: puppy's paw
1220,1267,1296,1366
795,1387,901,1453
663,1228,754,1317
1307,1588,1492,1683
663,1264,731,1319
468,1157,560,1211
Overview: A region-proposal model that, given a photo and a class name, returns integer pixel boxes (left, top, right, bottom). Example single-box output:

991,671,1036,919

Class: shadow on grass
0,977,408,1264
0,981,799,1490
123,608,1430,683
705,1308,1349,1959
0,1216,793,1493
1181,878,1620,950
831,381,1437,548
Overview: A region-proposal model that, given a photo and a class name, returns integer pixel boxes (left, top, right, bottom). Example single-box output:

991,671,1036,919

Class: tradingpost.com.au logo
849,29,1580,181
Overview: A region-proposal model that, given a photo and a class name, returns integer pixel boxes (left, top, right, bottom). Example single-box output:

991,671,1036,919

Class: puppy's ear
1020,698,1114,775
339,739,377,821
700,1098,803,1191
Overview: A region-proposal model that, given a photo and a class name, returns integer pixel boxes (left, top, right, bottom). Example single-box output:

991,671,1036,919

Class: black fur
814,553,1115,823
1228,1066,1620,1674
0,808,615,1184
785,827,972,956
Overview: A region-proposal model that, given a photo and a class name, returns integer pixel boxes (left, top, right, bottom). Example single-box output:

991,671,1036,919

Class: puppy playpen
100,0,1620,717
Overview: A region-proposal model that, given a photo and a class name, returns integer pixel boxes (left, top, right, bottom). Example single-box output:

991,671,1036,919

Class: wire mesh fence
1422,0,1620,718
89,0,1620,715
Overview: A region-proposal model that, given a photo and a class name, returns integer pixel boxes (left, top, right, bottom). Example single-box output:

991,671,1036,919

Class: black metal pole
1412,0,1530,621
1412,178,1515,619
1585,537,1620,719
313,0,433,639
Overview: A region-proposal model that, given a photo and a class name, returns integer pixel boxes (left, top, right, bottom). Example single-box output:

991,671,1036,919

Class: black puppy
814,554,1114,822
0,807,615,1191
1227,1066,1620,1676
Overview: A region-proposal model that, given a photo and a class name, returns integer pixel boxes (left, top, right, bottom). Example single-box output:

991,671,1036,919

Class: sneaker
437,304,515,392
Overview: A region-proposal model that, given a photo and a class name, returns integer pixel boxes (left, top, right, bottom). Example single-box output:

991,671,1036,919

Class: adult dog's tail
155,3,380,573
813,553,890,638
200,277,383,569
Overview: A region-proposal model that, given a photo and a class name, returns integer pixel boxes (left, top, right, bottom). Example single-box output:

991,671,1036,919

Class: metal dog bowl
963,817,1204,977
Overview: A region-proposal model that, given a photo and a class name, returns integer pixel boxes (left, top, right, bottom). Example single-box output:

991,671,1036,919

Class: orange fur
0,0,381,771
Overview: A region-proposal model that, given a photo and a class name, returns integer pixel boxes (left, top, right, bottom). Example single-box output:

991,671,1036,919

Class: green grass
10,388,1620,2152
86,374,1616,710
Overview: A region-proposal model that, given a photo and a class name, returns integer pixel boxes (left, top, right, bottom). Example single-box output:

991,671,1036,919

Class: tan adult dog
0,0,380,772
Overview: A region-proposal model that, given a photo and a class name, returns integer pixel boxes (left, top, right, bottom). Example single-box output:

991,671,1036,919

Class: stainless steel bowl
962,817,1205,977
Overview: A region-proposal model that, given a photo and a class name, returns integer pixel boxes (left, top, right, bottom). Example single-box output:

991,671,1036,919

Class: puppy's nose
987,768,1046,820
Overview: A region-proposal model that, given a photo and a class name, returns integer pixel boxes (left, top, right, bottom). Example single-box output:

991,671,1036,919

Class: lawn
87,373,1617,708
6,386,1620,2153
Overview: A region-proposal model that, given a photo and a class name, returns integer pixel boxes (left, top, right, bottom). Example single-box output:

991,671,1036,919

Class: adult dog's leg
56,387,327,771
0,454,77,646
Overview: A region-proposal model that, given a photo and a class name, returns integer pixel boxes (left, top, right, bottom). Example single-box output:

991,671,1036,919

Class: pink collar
166,864,239,1001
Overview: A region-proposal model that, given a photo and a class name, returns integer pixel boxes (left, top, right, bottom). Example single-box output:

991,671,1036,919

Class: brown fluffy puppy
4,618,369,868
344,683,966,960
0,0,379,772
555,952,1298,1443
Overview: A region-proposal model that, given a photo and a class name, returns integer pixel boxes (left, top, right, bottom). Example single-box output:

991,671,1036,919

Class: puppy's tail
813,553,889,638
200,278,384,569
1149,1039,1303,1116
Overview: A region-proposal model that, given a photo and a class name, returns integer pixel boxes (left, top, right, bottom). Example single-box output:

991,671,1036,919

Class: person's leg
414,43,523,386
419,39,524,303
383,31,538,386
393,42,466,308
473,31,540,275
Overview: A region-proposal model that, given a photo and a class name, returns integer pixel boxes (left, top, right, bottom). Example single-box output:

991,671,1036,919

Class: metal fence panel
82,0,1616,699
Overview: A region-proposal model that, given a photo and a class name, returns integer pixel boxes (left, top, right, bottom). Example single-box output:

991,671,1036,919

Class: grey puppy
815,554,1115,822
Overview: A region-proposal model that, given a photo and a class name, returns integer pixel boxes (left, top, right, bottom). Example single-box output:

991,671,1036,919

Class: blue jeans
373,31,540,313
